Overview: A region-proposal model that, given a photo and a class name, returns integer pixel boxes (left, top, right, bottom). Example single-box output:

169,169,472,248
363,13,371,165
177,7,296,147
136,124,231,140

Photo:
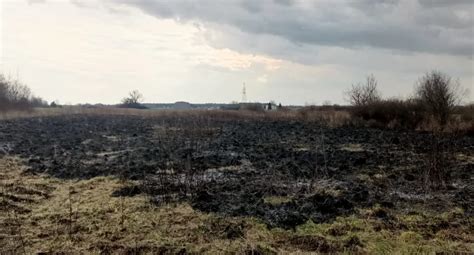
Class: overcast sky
1,0,473,105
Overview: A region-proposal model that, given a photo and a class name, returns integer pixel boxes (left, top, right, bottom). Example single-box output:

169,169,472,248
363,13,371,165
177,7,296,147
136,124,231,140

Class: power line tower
241,83,247,103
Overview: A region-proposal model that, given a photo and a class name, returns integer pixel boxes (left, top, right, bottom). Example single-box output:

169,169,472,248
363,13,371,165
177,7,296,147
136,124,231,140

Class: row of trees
346,71,467,129
1,76,146,112
0,74,48,112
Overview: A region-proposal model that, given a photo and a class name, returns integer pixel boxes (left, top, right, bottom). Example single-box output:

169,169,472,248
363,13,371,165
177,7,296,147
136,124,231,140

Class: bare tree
345,74,381,106
8,80,31,103
415,71,465,127
121,90,144,106
0,74,45,111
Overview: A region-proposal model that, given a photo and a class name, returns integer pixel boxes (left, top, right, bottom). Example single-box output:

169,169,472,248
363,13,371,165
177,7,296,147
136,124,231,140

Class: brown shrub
298,106,351,127
350,99,424,129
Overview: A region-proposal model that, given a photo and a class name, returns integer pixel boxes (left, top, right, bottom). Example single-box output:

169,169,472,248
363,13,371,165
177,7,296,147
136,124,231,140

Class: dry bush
413,71,468,189
350,99,424,129
415,71,466,128
345,74,381,106
344,75,428,129
345,71,470,132
298,106,351,127
423,133,459,190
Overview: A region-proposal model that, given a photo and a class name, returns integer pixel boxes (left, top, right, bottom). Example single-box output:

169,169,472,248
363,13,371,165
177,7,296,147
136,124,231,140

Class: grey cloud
273,0,294,6
349,0,400,15
416,8,472,29
418,0,473,8
241,0,263,13
111,0,473,62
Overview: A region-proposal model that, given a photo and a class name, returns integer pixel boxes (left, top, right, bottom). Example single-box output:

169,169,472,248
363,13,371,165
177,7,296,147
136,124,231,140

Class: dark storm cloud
111,0,473,61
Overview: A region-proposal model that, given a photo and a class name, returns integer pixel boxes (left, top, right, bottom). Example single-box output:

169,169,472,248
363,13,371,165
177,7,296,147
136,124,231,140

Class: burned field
2,114,473,226
1,113,473,253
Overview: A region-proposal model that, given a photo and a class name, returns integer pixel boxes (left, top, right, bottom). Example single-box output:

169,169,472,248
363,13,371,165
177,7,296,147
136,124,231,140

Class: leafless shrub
345,74,381,106
344,75,420,128
415,71,466,128
345,71,469,131
423,133,458,190
415,71,468,188
351,99,425,129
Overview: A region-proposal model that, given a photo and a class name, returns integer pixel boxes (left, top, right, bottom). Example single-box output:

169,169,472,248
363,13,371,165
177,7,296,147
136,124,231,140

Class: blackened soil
1,114,472,228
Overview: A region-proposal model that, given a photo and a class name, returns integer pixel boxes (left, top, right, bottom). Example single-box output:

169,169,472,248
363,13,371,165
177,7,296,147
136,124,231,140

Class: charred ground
1,113,472,231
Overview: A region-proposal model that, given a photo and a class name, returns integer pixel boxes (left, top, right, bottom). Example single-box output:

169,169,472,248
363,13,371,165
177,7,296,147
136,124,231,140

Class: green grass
264,196,293,205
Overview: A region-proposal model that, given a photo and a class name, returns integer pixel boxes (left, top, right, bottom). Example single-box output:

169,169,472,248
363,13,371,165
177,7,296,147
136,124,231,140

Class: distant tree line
0,74,48,112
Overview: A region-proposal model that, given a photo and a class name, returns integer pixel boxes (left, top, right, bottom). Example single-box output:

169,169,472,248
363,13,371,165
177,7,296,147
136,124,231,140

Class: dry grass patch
0,157,276,254
264,196,293,205
1,157,472,254
340,143,365,152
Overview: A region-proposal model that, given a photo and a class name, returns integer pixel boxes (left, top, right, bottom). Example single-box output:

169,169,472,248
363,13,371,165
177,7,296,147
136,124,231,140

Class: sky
0,0,473,105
